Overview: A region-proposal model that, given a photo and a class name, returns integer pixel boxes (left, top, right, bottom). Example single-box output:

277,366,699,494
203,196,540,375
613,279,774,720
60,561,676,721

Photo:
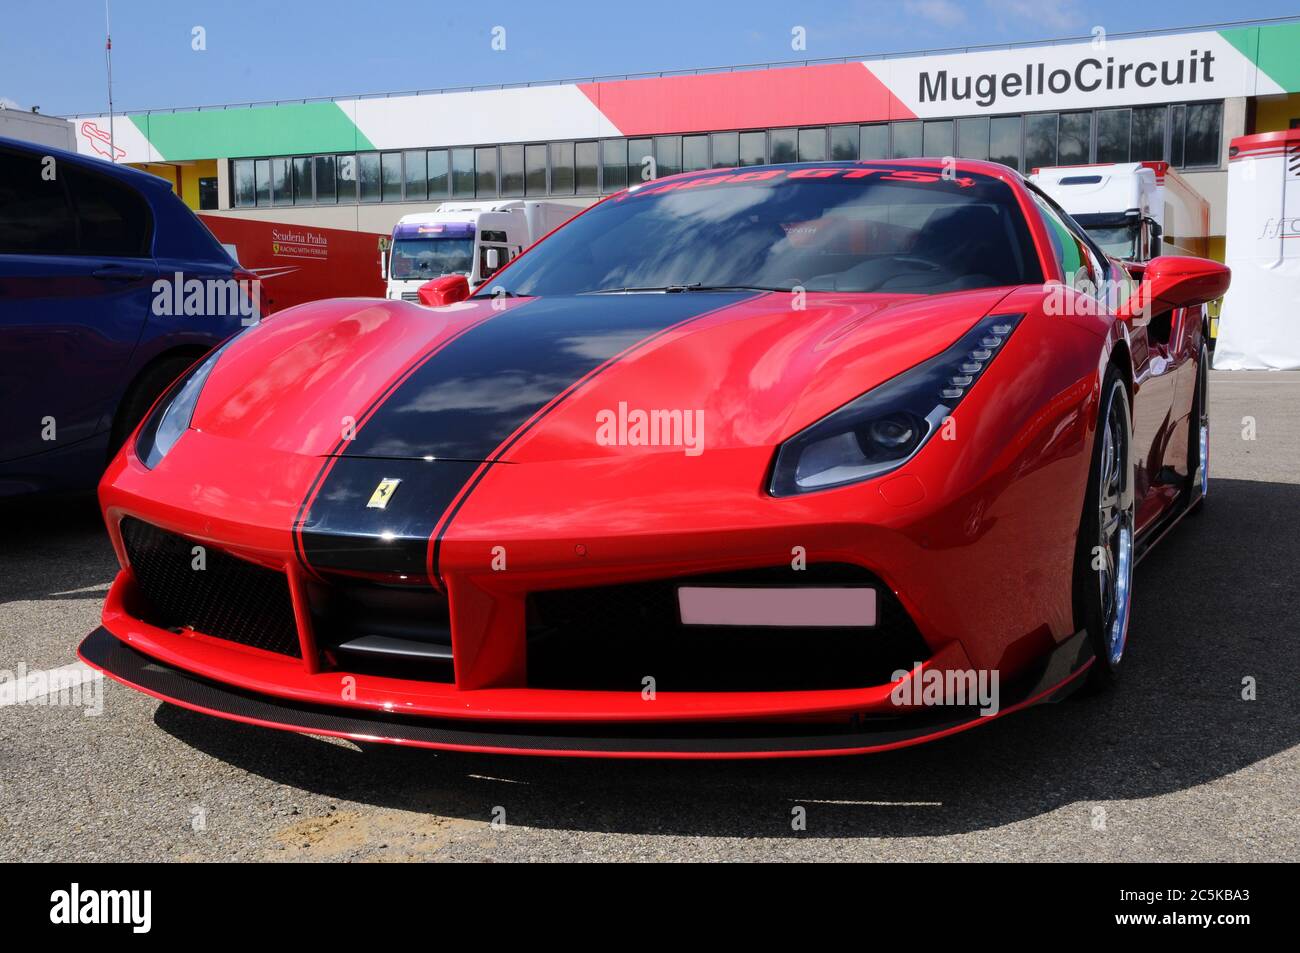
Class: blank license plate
677,586,877,628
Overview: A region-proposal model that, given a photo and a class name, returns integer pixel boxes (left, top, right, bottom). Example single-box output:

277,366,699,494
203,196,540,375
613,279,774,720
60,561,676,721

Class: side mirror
1116,255,1230,324
417,274,471,307
485,247,501,271
379,252,387,281
1148,219,1163,258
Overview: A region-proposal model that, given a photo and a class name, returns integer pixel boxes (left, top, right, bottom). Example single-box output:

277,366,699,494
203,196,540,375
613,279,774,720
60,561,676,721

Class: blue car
0,136,247,497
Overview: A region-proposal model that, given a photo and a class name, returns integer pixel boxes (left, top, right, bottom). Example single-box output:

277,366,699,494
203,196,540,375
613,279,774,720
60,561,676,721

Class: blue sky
1,0,1297,116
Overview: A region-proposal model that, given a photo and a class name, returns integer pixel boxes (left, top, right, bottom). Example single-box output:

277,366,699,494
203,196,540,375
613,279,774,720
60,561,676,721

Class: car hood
193,287,1015,463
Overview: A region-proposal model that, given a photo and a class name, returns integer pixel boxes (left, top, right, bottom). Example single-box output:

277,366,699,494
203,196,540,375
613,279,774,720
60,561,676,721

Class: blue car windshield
477,164,1043,297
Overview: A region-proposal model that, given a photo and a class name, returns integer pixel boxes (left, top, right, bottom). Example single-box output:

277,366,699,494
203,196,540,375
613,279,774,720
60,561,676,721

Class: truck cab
1030,163,1161,261
383,207,517,302
383,201,575,302
1030,162,1210,264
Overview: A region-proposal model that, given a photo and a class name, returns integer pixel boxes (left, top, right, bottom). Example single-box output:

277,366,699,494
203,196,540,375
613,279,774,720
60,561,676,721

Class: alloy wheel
1097,389,1135,666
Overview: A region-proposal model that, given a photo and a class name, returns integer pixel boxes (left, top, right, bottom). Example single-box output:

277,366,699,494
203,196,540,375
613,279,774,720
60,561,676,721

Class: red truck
198,215,387,315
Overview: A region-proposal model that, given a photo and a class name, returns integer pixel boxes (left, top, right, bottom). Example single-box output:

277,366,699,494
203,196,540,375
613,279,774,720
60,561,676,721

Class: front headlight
135,345,228,469
769,313,1023,496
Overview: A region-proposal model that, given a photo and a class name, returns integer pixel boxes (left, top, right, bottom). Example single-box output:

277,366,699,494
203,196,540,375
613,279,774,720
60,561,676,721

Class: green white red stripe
73,23,1300,165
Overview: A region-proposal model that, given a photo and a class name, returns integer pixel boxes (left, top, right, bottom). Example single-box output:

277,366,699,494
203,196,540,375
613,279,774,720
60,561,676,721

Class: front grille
120,518,301,657
527,564,930,692
401,291,421,302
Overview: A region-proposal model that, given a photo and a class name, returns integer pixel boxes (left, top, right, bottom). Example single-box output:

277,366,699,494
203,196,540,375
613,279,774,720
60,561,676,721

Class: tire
1187,340,1209,515
108,354,201,459
1074,366,1137,690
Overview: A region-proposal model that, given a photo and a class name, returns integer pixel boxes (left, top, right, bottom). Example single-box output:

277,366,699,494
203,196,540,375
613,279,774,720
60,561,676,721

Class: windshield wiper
585,283,786,295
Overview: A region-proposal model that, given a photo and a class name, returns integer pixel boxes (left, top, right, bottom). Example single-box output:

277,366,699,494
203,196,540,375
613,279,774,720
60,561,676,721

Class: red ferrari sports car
79,159,1229,758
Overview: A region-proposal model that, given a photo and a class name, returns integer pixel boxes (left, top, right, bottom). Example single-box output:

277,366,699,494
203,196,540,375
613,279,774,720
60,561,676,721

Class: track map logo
78,120,126,160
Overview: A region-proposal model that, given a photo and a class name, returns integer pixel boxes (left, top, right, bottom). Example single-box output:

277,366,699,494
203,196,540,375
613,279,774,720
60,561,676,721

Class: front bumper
89,385,1095,756
87,555,973,725
79,624,1091,758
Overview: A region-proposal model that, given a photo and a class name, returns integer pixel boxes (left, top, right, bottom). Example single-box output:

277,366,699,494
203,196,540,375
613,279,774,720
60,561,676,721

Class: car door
0,146,158,463
1029,187,1179,533
1081,233,1181,532
1161,301,1202,478
1109,259,1184,531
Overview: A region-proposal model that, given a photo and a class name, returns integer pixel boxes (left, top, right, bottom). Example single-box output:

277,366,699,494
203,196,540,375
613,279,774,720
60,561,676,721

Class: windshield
390,237,474,281
1085,225,1140,261
478,165,1042,297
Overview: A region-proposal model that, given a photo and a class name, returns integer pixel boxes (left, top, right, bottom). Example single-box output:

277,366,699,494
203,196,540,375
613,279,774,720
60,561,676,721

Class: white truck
1030,161,1210,263
382,200,576,301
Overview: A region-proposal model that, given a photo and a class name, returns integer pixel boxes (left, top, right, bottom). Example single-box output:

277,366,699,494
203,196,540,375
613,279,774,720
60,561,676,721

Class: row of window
231,101,1224,208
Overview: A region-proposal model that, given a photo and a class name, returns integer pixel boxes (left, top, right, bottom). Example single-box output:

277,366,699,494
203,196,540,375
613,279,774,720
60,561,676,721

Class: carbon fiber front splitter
78,626,1093,759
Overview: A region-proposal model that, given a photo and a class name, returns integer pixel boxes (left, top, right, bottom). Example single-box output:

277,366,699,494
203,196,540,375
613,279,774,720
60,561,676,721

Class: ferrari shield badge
366,477,401,509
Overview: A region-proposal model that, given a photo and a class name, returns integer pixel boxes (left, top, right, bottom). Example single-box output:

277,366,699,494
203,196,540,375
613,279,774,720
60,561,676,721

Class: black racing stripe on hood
339,293,757,460
290,305,498,578
298,457,481,579
297,292,758,580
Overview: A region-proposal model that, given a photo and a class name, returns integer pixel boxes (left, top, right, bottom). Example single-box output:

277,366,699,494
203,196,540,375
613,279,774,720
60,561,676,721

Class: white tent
1214,129,1300,371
